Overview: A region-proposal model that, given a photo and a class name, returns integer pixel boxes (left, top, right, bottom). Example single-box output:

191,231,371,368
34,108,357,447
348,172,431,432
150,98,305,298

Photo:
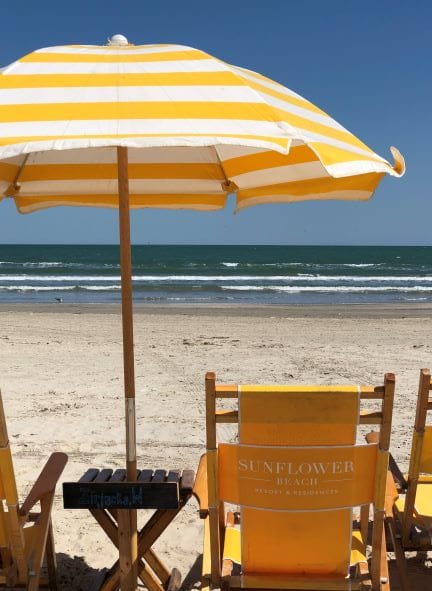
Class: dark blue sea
0,245,431,305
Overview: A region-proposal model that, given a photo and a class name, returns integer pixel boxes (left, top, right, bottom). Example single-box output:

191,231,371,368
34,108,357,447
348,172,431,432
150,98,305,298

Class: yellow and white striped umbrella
0,41,404,213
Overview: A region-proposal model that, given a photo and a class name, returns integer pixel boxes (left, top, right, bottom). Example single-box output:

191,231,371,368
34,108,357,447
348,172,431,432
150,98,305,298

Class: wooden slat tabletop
63,468,194,510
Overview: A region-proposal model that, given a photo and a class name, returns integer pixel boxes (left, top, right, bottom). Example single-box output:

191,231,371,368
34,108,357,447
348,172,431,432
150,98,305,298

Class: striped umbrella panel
0,44,404,212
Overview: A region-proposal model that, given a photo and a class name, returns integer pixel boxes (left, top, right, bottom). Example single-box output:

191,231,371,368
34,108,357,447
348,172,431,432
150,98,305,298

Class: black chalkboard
63,481,180,510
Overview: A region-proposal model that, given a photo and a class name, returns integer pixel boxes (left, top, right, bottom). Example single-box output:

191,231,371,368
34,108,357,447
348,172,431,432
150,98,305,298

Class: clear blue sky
0,0,429,245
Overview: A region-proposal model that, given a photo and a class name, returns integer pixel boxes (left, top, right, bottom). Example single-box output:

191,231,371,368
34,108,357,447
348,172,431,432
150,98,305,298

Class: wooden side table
63,468,195,591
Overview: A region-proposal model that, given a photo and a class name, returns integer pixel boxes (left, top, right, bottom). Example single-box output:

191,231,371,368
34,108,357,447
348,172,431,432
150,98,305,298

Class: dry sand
1,303,431,590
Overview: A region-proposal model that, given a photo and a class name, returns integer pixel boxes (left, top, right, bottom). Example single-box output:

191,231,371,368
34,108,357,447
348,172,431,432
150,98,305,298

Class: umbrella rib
6,153,29,196
212,145,238,193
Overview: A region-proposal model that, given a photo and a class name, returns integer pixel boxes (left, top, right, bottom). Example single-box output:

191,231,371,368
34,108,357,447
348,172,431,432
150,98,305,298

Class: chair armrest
384,471,399,516
20,452,68,518
365,430,407,491
365,430,379,444
366,430,403,518
388,454,408,492
193,453,209,518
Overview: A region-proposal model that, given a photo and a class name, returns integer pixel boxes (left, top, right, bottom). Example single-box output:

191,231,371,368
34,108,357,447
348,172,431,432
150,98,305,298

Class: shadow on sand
55,553,202,591
180,555,202,590
399,554,432,591
56,553,107,591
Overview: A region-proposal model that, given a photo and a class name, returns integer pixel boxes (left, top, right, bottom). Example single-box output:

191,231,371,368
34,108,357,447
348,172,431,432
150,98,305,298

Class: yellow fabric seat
395,482,432,531
223,527,366,570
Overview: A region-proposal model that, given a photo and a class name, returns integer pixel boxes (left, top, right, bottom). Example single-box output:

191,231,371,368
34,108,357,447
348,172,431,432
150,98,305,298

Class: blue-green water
0,245,431,305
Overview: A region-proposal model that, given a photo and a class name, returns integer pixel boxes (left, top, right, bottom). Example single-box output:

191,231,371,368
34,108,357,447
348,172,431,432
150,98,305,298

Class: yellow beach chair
391,368,432,550
193,372,396,591
0,391,68,590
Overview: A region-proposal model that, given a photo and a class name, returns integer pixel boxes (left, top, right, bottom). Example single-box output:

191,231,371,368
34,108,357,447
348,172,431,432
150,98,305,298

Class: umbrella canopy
0,42,404,212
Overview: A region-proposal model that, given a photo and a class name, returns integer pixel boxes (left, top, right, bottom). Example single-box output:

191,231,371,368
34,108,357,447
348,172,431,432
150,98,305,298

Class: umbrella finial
108,34,129,46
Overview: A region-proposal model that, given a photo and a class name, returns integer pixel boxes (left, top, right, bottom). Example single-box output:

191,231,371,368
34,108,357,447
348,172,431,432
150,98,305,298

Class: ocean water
0,245,431,305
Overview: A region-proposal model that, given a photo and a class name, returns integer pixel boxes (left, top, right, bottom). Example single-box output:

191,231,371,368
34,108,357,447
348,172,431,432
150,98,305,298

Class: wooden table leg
137,507,185,557
138,562,165,591
93,508,175,591
101,556,164,591
118,510,136,591
90,494,191,591
144,549,170,585
91,509,118,545
99,565,121,591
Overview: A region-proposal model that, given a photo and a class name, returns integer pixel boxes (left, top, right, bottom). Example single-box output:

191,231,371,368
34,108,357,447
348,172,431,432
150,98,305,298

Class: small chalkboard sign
63,481,180,510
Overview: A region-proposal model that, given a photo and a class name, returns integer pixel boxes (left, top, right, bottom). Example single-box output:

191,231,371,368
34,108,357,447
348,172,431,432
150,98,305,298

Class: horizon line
0,243,431,248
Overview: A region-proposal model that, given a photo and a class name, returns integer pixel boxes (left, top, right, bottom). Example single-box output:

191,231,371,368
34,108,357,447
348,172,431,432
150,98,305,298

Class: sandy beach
1,303,431,589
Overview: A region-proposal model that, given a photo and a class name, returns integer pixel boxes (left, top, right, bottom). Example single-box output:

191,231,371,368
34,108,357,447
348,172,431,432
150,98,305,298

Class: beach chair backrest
237,386,362,575
412,369,432,474
419,426,432,473
0,391,26,582
403,368,432,542
205,373,394,586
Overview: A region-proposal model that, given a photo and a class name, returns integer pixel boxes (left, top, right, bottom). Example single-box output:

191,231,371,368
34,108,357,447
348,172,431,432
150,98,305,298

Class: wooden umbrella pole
117,145,138,591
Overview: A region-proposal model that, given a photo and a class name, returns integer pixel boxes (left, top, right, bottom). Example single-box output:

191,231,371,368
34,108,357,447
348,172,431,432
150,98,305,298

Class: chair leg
357,559,371,590
28,568,43,591
45,519,58,591
360,504,370,548
27,496,55,591
221,559,233,591
385,517,411,591
379,528,390,591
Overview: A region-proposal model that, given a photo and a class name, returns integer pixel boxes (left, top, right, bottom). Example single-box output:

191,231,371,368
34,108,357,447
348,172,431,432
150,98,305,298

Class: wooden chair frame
378,368,432,591
398,368,432,547
0,390,67,590
194,372,396,591
366,368,432,591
